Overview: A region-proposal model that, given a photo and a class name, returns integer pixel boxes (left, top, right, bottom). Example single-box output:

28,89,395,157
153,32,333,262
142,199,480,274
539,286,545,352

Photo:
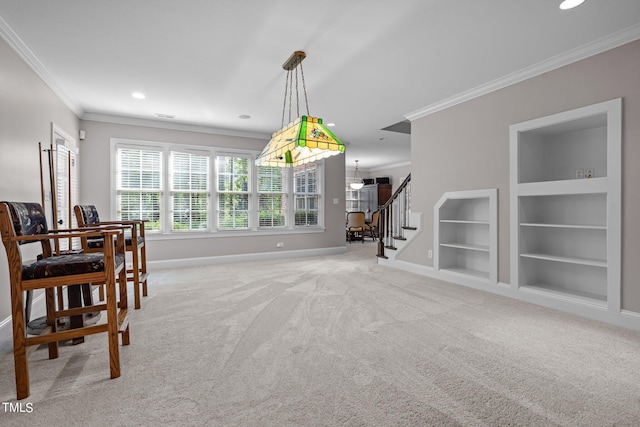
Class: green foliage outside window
218,155,250,229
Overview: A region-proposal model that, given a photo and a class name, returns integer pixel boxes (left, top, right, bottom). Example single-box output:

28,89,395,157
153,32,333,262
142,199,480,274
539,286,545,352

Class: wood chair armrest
52,224,133,233
96,220,143,226
87,220,146,236
3,228,123,243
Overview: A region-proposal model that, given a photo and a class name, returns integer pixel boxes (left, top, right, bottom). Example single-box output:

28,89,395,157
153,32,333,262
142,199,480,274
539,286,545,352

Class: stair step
393,236,406,241
376,254,389,259
385,245,397,251
402,226,417,231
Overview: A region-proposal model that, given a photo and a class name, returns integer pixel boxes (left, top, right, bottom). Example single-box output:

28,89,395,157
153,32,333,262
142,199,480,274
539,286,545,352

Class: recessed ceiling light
132,92,146,99
559,0,585,10
326,122,335,127
155,113,175,119
238,114,251,119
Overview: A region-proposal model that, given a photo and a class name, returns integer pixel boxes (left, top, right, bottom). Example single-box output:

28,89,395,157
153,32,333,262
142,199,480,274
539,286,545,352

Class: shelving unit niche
510,98,621,310
518,115,607,183
435,189,497,283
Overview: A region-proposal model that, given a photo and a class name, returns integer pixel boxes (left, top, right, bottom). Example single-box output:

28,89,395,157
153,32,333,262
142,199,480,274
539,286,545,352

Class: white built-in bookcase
509,98,621,309
435,189,497,283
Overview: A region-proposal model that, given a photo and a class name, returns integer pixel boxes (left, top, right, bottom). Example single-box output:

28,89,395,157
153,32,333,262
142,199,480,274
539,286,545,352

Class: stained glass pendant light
255,51,345,167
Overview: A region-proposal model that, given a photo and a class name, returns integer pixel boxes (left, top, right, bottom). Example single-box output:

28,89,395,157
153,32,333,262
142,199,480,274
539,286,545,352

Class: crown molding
367,161,411,173
405,23,640,122
82,113,270,140
0,14,84,117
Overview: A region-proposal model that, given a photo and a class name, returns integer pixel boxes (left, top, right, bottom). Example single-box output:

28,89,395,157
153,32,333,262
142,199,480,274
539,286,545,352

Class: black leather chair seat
22,252,125,280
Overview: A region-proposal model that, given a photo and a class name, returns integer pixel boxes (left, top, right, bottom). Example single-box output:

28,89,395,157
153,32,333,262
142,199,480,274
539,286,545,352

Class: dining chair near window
364,210,380,241
346,211,366,244
0,201,130,400
74,205,148,309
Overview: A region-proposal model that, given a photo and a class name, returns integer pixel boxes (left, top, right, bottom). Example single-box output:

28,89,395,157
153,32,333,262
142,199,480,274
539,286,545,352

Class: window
112,139,325,235
170,151,210,231
345,185,360,212
258,166,287,227
294,163,319,226
217,155,250,229
116,148,162,231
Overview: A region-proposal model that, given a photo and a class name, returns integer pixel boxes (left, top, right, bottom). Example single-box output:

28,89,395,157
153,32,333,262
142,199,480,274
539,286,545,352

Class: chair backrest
347,211,366,228
370,210,379,226
75,205,101,226
0,202,49,244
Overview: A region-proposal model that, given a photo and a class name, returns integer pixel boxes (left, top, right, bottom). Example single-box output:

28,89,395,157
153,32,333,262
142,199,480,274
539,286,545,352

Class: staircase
376,174,420,261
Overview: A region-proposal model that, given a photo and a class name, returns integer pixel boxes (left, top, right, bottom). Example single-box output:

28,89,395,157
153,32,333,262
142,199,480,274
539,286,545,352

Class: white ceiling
1,1,639,170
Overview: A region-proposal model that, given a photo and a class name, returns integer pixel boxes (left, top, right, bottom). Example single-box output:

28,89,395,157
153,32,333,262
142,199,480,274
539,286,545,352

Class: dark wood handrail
380,173,411,211
377,173,411,258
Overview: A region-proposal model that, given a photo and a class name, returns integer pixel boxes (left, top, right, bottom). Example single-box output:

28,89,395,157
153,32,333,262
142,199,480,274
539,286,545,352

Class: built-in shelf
521,284,607,305
510,98,621,310
440,219,490,225
520,223,606,230
435,189,497,283
441,243,490,252
442,267,490,280
520,253,607,268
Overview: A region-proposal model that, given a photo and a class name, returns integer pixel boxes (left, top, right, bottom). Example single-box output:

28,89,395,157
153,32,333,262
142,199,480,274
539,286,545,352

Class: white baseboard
378,258,640,332
147,246,347,270
0,291,47,345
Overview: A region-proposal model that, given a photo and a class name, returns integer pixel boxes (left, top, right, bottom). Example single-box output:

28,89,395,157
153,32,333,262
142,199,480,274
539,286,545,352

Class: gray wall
0,36,80,322
404,39,640,313
78,119,347,262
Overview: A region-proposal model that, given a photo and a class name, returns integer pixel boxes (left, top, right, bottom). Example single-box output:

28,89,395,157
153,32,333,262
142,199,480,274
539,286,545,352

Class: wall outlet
333,198,339,205
428,249,433,259
585,168,594,178
575,168,584,179
276,242,284,248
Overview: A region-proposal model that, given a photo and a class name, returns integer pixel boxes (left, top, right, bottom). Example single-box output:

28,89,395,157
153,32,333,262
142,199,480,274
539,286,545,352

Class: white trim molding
82,113,270,140
0,14,84,117
405,23,640,122
147,246,347,270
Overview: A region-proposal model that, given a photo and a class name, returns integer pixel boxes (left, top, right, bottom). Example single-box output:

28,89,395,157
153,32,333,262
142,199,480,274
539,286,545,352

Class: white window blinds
170,151,210,231
116,148,162,230
258,166,287,228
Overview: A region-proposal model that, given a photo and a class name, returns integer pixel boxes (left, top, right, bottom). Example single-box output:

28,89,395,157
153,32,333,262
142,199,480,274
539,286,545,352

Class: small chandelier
255,51,345,167
350,160,364,190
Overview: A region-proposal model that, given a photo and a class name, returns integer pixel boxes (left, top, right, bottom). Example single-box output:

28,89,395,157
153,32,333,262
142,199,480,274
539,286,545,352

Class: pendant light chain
280,55,311,127
294,66,300,118
281,70,290,128
299,62,310,116
288,69,294,124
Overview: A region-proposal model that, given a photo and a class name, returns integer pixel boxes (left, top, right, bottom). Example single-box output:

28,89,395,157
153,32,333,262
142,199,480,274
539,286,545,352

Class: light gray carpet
1,241,640,426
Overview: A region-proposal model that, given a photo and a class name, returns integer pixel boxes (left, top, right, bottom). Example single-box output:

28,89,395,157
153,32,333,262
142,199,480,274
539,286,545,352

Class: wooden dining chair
346,211,366,244
0,201,130,400
74,205,148,309
364,210,380,240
